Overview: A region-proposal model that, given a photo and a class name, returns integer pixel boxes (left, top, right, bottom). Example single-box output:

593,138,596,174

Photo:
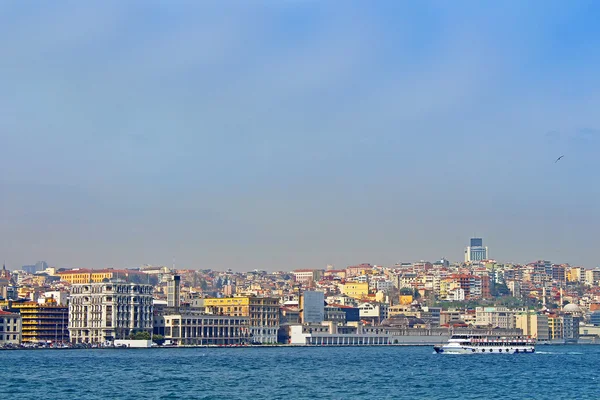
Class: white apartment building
68,282,153,344
585,269,600,286
155,313,250,346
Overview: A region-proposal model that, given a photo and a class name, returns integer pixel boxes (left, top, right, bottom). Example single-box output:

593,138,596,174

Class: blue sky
1,1,600,271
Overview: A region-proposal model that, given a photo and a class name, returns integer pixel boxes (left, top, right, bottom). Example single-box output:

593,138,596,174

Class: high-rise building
167,275,181,311
465,237,489,262
68,282,153,344
300,291,324,324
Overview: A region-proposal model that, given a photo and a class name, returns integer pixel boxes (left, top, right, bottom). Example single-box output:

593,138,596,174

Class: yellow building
438,280,448,299
58,269,146,284
567,267,583,283
341,282,369,299
11,299,69,344
548,315,563,340
399,295,413,305
203,297,250,317
388,304,419,318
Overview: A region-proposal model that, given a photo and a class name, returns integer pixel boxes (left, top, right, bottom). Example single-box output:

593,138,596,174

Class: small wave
534,351,554,354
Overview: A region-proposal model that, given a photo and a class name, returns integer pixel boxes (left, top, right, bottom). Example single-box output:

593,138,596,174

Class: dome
563,303,582,313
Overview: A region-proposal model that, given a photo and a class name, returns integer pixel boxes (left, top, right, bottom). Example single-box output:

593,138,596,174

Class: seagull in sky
555,155,564,163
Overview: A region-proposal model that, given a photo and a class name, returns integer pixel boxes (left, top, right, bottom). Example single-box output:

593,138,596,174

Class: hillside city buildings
1,238,600,348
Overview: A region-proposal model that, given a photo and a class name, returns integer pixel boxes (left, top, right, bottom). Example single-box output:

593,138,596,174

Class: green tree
152,334,165,345
129,331,151,340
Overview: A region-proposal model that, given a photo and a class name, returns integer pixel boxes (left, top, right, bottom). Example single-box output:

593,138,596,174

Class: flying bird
555,155,564,163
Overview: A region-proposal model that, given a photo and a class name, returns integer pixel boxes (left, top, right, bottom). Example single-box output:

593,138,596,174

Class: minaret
542,287,547,307
560,288,564,309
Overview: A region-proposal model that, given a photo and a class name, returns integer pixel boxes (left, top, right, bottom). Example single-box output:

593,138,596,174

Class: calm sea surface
1,345,597,400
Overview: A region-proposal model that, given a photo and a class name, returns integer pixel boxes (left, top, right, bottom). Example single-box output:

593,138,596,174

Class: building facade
292,269,324,284
203,296,280,343
58,269,147,285
465,237,489,262
0,310,21,345
300,291,324,323
515,312,549,341
341,282,369,299
167,275,181,311
155,313,249,345
10,299,68,344
475,307,516,329
69,283,153,344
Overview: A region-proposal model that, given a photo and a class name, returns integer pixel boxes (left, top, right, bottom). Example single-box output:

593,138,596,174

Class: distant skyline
2,1,600,271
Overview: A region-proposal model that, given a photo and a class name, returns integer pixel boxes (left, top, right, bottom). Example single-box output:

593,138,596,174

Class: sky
1,1,600,271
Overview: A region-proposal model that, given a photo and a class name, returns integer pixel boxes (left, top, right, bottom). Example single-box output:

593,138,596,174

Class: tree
152,334,165,346
129,331,151,340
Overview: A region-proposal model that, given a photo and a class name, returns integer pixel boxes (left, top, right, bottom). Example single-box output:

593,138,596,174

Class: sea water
1,345,597,399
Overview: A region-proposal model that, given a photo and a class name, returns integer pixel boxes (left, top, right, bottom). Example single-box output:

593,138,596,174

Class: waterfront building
203,296,280,343
465,237,488,262
290,321,390,345
0,310,21,345
68,282,153,344
155,313,249,346
474,307,516,329
280,306,300,325
10,299,68,344
562,313,580,343
300,291,324,323
548,314,563,340
515,312,549,341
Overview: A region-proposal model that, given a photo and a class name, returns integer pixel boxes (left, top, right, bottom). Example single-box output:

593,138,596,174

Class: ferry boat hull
433,345,535,354
434,334,536,354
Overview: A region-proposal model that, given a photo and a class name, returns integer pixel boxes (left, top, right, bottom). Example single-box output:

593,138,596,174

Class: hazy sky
2,1,600,271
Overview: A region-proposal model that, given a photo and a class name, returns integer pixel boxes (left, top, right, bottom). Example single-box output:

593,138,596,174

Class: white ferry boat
434,334,535,354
